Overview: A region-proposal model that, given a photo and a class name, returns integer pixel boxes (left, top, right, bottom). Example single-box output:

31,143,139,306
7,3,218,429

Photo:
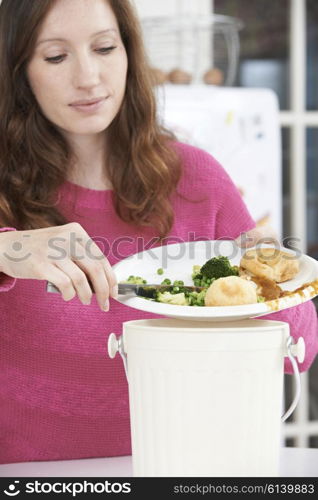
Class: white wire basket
141,14,243,86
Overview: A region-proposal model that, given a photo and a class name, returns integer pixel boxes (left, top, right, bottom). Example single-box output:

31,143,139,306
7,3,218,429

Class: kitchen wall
133,0,211,18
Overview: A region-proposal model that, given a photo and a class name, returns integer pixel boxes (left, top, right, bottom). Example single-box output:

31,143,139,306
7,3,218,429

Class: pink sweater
1,142,317,464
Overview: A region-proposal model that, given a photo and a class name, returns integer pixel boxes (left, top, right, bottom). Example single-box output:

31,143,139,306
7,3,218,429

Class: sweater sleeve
0,227,18,292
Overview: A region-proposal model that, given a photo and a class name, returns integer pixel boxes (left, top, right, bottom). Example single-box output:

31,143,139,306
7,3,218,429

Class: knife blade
46,281,205,298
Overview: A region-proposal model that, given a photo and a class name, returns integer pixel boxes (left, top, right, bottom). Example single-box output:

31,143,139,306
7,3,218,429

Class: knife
46,281,205,298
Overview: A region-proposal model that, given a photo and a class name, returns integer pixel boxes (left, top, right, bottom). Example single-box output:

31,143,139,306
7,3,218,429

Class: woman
0,0,317,464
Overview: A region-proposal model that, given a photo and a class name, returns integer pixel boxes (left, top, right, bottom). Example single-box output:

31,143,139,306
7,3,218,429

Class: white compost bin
108,318,305,477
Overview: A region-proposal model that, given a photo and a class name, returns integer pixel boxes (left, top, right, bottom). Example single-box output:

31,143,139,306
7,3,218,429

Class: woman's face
27,0,128,139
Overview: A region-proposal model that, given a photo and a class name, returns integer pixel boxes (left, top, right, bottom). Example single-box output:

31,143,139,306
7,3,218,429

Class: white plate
113,240,318,321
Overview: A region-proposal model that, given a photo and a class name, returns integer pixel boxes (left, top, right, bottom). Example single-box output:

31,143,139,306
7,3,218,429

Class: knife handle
46,281,132,296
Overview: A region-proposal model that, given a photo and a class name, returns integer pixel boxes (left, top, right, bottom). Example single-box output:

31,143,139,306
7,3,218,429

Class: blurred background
134,0,318,448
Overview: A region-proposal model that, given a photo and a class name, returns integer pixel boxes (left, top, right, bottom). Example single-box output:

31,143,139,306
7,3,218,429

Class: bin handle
281,336,305,422
107,333,305,420
108,333,129,382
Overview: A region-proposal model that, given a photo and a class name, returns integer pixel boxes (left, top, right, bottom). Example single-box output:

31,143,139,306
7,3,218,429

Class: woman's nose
72,54,101,88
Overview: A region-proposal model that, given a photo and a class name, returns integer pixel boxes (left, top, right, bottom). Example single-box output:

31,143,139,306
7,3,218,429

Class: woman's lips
69,97,106,113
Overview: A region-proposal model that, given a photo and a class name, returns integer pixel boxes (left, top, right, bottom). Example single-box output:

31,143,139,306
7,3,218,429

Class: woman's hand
235,224,279,249
0,222,117,311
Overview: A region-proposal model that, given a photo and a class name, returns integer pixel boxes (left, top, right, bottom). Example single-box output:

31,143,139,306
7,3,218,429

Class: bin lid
122,318,290,352
123,318,290,332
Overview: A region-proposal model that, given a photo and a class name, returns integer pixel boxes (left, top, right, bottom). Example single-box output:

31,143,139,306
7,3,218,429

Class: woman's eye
44,55,66,64
44,47,116,64
96,46,116,54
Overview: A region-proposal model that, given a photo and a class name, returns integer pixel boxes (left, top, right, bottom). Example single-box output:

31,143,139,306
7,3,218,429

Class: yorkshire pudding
240,248,299,283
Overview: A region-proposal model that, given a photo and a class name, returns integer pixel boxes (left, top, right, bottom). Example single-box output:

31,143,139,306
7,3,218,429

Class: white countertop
0,448,317,477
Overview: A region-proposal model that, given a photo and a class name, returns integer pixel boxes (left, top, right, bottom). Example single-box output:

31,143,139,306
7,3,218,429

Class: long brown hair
0,0,181,238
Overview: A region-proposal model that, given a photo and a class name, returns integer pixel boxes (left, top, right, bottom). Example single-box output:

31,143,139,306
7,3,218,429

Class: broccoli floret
191,265,217,287
200,256,239,280
157,291,189,306
122,275,147,284
157,268,164,275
